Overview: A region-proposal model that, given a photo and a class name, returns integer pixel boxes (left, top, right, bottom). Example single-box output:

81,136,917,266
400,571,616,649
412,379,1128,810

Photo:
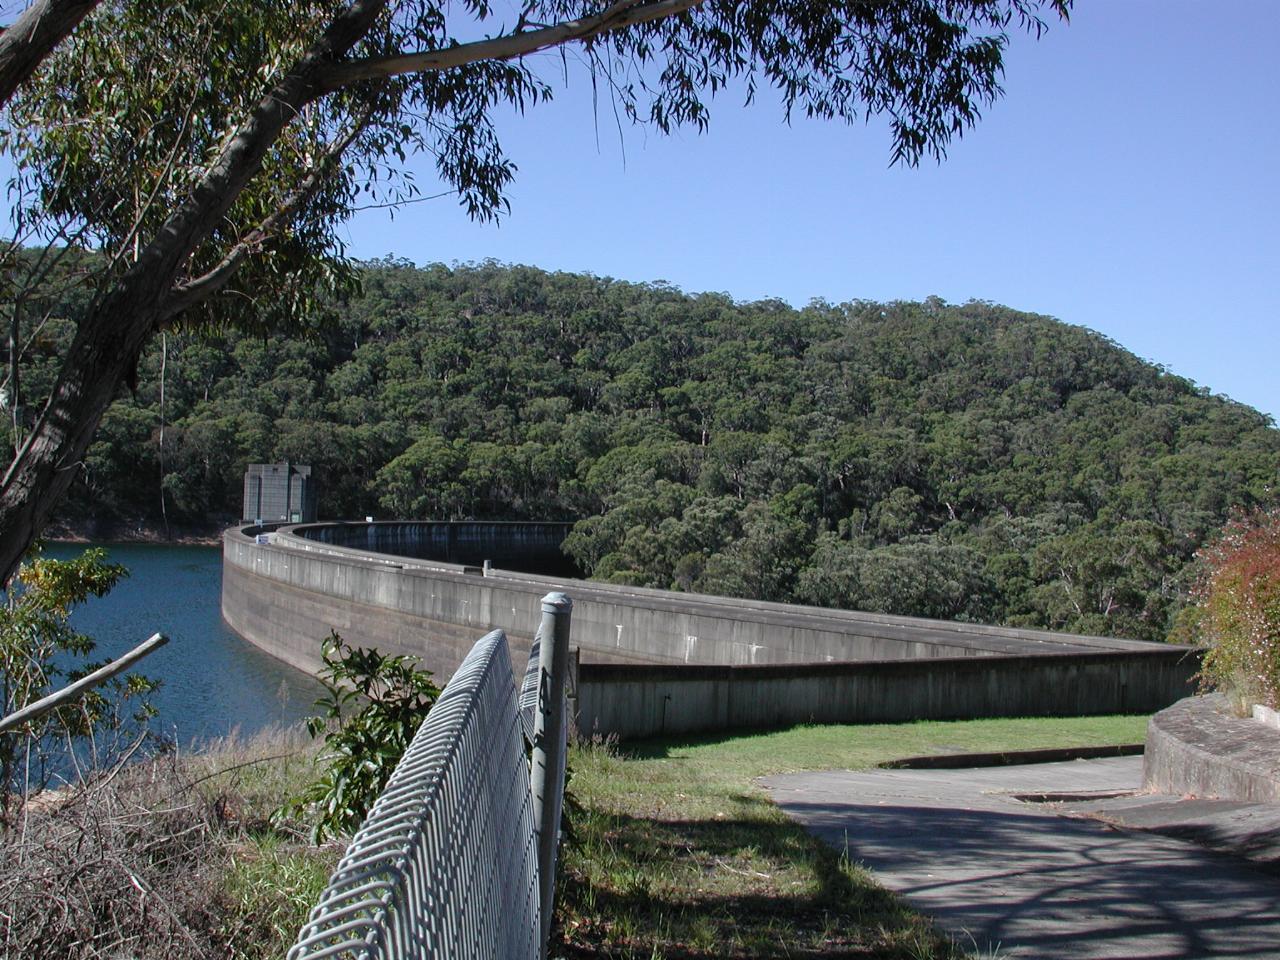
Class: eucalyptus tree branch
317,0,705,92
0,0,100,108
163,103,379,319
0,0,397,583
1,216,96,416
2,300,65,396
349,188,455,212
112,0,390,286
98,85,199,280
11,217,92,294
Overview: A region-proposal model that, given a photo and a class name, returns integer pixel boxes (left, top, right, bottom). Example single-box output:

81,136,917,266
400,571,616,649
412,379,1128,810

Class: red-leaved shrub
1193,509,1280,709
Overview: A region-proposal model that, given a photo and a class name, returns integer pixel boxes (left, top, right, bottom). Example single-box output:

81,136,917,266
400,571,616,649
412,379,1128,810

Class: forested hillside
26,259,1280,642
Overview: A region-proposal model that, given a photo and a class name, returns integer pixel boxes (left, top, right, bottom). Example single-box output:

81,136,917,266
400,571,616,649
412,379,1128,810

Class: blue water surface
47,542,327,746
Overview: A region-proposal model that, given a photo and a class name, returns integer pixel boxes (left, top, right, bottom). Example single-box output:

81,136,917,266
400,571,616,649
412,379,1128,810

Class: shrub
0,753,220,960
1192,509,1280,709
0,545,157,822
279,631,440,842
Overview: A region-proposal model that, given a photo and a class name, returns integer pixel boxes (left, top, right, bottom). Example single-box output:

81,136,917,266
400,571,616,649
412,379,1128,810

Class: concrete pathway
762,758,1280,959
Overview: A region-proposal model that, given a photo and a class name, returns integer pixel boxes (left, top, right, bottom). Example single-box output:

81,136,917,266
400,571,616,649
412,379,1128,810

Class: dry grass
0,725,337,960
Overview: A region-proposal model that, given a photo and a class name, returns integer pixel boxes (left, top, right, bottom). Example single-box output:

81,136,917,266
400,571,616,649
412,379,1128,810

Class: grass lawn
554,714,1149,959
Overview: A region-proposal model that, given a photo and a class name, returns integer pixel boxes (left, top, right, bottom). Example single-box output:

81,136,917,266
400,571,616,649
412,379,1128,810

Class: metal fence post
530,591,573,958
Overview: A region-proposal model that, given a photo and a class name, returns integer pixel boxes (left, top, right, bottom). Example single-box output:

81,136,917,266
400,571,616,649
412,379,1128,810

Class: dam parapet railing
224,521,1201,738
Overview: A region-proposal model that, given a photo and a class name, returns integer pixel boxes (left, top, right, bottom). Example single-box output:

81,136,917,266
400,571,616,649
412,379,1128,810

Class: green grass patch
216,832,339,960
625,714,1149,791
555,714,1148,958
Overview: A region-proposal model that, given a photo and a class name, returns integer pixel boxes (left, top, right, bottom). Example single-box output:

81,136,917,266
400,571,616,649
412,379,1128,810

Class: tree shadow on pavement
555,795,973,959
769,791,1280,960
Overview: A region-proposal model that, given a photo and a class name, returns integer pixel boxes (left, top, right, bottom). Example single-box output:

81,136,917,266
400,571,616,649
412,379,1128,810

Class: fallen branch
0,633,167,735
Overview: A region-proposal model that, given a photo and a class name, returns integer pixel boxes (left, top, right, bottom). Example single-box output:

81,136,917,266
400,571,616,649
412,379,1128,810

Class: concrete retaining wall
223,530,550,679
1144,694,1280,802
577,651,1201,739
231,524,1165,665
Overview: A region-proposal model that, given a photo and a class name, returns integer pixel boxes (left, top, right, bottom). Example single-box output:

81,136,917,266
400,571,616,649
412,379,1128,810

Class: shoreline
48,521,224,548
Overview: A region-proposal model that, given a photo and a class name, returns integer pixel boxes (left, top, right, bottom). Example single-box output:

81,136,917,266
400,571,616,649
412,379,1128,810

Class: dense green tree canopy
30,259,1280,643
0,0,1071,581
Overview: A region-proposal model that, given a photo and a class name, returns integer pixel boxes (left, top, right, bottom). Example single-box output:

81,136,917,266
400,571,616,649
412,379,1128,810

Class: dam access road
764,756,1280,960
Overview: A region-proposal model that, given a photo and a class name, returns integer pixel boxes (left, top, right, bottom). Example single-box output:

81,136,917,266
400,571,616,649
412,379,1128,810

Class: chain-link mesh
287,629,540,960
518,628,542,745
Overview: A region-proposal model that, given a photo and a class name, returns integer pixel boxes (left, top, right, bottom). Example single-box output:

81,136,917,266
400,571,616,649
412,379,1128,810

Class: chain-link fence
287,592,572,960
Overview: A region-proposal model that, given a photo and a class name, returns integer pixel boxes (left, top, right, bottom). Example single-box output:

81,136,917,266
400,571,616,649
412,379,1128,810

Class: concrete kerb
882,743,1146,769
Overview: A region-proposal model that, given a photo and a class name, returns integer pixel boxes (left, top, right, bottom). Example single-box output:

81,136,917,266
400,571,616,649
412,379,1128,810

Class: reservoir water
47,542,327,745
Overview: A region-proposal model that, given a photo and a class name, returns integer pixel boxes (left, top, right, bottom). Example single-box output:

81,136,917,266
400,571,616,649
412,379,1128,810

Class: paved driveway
762,758,1280,959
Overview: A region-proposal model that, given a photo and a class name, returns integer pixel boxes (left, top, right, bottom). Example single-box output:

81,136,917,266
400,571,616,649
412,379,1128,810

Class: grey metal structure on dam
222,520,1201,739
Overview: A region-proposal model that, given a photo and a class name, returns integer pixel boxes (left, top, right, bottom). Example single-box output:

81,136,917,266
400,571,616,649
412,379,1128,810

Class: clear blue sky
341,0,1280,423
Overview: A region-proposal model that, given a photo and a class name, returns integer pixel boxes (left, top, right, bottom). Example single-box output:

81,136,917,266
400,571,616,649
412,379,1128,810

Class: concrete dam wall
222,521,1201,737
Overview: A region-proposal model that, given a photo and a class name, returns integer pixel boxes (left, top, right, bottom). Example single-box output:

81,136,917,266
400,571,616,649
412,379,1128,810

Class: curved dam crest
222,521,1201,738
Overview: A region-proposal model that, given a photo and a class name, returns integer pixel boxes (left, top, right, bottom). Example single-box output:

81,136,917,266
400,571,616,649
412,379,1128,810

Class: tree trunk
0,0,391,582
0,0,100,108
8,292,21,453
0,281,160,581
